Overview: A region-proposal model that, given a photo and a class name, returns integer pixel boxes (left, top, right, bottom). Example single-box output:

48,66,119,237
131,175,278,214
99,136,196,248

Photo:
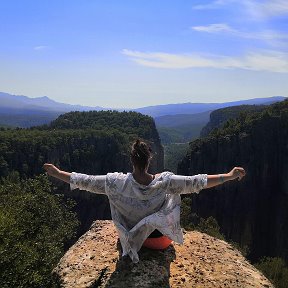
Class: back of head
130,139,152,171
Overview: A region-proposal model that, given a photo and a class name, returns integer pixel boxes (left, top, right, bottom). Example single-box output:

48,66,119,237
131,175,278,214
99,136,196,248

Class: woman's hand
206,167,246,189
228,167,246,181
43,163,71,183
43,163,61,177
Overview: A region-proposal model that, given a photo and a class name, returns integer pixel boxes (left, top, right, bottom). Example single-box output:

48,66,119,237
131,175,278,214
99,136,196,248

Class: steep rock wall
178,110,288,262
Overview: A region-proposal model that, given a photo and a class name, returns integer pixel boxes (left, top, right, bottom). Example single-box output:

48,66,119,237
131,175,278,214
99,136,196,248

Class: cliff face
53,220,273,288
178,101,288,262
200,104,265,137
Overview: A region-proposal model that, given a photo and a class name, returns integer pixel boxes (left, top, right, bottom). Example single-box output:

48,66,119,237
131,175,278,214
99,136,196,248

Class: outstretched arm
167,167,246,195
43,163,71,183
206,167,246,189
43,163,107,194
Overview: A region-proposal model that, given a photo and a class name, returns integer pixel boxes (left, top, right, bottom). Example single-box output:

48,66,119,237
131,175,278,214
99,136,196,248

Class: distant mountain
0,92,286,128
0,92,104,112
154,96,286,144
0,109,63,128
134,96,286,117
0,92,106,128
155,111,211,128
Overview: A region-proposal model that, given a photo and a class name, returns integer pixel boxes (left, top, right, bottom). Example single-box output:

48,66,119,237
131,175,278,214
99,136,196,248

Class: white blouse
70,171,207,263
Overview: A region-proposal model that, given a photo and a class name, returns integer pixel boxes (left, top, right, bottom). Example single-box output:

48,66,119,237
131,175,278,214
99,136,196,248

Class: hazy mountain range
135,96,285,117
0,92,104,112
0,91,286,130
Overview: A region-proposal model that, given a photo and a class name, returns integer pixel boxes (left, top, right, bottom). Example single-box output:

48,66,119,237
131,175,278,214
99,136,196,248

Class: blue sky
0,0,287,108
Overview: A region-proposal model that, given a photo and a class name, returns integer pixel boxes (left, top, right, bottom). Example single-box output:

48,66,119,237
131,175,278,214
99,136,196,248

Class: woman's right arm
43,163,71,183
43,163,107,194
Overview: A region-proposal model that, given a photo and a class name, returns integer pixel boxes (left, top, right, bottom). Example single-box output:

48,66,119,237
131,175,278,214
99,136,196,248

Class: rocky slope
178,99,288,263
53,220,273,288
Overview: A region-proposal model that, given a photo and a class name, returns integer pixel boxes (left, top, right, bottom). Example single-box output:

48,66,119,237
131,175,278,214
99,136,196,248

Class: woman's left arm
167,167,246,195
206,167,246,189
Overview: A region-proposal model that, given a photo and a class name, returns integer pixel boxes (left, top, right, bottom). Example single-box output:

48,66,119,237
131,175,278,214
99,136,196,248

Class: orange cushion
142,236,172,250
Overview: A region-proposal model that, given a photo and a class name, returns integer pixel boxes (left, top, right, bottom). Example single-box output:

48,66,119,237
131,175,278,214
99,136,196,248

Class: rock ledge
53,220,273,288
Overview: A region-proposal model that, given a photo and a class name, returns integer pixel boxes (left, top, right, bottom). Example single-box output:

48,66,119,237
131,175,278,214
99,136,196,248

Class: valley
1,94,288,287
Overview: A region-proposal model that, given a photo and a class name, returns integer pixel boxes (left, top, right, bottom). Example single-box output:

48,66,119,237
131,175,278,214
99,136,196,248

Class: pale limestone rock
53,220,273,288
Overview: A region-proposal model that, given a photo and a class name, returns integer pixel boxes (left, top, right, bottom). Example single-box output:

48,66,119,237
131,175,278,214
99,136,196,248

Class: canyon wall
178,100,288,262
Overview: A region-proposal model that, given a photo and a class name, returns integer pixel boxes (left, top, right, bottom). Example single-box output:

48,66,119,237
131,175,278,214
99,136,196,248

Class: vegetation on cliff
163,143,189,173
255,257,288,288
209,99,288,137
0,128,130,179
0,173,79,288
200,104,266,137
45,110,159,141
0,110,161,179
180,197,225,241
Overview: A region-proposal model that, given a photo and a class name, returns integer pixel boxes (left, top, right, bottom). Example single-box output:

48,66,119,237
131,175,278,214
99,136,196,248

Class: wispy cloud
192,23,234,33
244,0,288,18
33,46,49,51
122,49,288,73
193,0,230,10
191,23,288,44
193,0,288,18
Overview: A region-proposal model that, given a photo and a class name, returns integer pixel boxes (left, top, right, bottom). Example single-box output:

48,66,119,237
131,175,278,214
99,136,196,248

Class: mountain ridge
0,92,104,112
1,91,286,130
1,91,286,116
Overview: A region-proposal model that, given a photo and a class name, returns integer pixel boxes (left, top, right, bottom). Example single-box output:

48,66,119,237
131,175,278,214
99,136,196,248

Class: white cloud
192,23,234,33
191,23,288,46
122,49,288,73
245,0,288,18
33,46,49,51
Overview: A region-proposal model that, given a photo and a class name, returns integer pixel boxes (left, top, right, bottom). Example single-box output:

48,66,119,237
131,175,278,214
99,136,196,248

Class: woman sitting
44,139,245,263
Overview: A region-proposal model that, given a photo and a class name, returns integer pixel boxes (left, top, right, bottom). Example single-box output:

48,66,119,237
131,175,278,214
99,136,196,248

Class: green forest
0,173,79,288
200,104,265,137
209,99,288,137
0,110,160,179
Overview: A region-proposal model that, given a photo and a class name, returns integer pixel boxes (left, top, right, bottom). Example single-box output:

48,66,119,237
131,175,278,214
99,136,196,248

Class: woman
44,139,245,263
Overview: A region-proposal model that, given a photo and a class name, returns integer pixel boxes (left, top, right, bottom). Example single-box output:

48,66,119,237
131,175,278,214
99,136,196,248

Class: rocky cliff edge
53,220,273,288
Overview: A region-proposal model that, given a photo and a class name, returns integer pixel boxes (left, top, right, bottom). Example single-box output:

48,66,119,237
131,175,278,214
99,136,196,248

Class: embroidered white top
70,171,207,263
